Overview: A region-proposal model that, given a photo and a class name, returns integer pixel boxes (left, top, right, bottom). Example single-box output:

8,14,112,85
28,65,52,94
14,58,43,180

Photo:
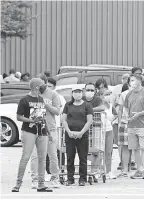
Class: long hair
67,95,75,105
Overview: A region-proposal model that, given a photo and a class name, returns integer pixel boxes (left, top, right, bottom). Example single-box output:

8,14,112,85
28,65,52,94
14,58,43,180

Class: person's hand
33,116,43,124
129,112,140,121
48,135,53,143
74,131,83,139
68,131,75,138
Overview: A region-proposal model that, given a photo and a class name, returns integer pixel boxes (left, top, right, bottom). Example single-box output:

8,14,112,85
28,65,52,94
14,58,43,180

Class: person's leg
35,135,48,189
13,131,36,189
30,145,38,184
122,145,130,173
113,124,122,169
47,130,59,180
76,137,88,183
105,130,116,179
65,136,76,183
46,154,51,174
57,149,65,173
128,128,142,178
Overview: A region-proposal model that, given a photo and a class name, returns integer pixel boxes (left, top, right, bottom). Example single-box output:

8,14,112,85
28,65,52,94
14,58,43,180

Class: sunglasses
86,89,95,92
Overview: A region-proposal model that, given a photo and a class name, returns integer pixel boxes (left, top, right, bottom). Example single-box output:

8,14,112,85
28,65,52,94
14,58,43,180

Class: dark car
55,68,132,86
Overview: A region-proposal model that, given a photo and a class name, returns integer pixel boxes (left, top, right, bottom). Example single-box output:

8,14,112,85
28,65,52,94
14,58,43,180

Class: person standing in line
4,69,20,83
82,82,104,179
100,88,117,179
111,74,133,171
45,77,66,176
12,78,52,192
21,73,30,82
62,85,93,186
30,74,61,188
124,74,144,179
117,79,133,177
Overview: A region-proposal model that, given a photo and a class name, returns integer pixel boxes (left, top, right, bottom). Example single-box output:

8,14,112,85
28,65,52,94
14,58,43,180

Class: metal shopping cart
57,111,107,185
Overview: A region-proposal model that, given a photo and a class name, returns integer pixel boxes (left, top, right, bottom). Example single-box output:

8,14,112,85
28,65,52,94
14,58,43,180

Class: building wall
1,1,144,77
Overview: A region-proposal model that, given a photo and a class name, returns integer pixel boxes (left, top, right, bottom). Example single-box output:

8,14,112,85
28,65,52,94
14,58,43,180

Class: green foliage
1,1,36,41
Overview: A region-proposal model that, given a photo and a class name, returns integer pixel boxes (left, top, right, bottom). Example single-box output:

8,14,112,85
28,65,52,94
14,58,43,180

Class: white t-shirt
55,94,66,127
4,74,20,83
102,103,114,131
118,90,129,123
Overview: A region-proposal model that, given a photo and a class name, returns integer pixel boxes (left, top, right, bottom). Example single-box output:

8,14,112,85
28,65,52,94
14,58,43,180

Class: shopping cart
57,111,107,185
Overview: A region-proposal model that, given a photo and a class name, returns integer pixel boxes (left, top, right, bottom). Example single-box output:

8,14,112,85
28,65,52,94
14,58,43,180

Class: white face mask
85,91,95,99
130,81,138,89
72,92,82,101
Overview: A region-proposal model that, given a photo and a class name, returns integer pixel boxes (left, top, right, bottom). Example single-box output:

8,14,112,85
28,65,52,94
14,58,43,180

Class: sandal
11,187,19,192
37,187,53,192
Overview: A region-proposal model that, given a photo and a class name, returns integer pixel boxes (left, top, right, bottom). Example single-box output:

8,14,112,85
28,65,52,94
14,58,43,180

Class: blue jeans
15,131,48,189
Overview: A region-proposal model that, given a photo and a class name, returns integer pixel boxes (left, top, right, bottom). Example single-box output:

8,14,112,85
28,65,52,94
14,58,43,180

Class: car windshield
56,77,78,85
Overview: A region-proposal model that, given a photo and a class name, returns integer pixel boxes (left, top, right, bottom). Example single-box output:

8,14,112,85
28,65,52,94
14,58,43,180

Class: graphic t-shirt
124,87,144,128
63,101,93,138
17,95,47,135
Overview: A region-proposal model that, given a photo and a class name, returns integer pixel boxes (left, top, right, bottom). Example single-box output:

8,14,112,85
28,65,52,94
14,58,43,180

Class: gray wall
1,1,144,77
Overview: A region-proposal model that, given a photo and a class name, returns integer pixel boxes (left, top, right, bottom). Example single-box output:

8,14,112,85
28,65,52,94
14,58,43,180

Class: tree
1,1,37,42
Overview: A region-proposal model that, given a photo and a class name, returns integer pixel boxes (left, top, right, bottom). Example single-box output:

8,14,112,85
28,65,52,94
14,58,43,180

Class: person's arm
93,104,105,112
118,104,123,124
17,115,34,123
80,114,93,136
45,92,60,115
62,113,71,135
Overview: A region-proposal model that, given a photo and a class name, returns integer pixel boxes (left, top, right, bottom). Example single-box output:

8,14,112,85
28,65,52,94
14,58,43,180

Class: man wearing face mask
30,73,61,189
124,74,144,179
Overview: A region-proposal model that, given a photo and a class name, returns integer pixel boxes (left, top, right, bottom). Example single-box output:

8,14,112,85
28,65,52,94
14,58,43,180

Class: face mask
39,84,47,94
72,92,82,101
130,81,138,89
85,91,95,99
104,95,111,103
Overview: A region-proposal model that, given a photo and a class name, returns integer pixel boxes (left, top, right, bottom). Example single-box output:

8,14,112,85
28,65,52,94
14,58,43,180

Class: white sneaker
49,180,60,188
106,172,117,179
45,174,51,182
31,181,38,189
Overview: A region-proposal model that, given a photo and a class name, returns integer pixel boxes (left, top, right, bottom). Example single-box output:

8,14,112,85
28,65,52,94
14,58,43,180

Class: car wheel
0,118,17,147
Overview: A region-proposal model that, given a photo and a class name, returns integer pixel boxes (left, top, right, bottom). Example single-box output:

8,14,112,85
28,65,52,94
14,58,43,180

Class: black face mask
39,84,47,94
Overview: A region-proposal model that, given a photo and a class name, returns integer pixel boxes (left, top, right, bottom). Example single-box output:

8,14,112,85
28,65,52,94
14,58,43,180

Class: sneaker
79,181,85,186
45,174,51,182
31,182,38,189
66,180,75,186
117,162,123,170
130,171,143,179
106,172,117,179
130,161,137,170
117,173,128,178
49,180,60,188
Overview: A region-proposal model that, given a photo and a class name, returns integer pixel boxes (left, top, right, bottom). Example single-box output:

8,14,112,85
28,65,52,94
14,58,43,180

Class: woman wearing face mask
62,85,93,186
12,78,52,192
101,88,118,179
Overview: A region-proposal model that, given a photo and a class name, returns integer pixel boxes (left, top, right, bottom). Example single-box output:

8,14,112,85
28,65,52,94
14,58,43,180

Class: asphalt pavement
1,143,144,199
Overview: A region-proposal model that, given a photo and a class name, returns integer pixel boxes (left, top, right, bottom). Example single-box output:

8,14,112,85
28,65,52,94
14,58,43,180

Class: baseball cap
29,78,44,89
72,84,83,92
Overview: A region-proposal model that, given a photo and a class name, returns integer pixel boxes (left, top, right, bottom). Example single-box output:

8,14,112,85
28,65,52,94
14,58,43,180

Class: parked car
57,64,133,74
55,69,131,86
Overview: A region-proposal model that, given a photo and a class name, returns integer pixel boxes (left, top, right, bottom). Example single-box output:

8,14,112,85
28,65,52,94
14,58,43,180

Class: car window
57,87,85,96
84,75,112,85
1,88,29,96
56,88,73,96
56,77,78,86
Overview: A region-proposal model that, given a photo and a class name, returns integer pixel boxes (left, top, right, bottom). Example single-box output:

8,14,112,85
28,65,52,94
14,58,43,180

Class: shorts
127,128,144,150
118,122,128,146
113,123,118,145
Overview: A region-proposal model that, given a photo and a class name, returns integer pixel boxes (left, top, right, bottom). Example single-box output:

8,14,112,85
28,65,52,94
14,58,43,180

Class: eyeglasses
86,89,95,92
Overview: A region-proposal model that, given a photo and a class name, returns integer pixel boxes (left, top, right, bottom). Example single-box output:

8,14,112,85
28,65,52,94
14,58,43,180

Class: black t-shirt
17,95,47,135
82,95,102,108
63,101,93,138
